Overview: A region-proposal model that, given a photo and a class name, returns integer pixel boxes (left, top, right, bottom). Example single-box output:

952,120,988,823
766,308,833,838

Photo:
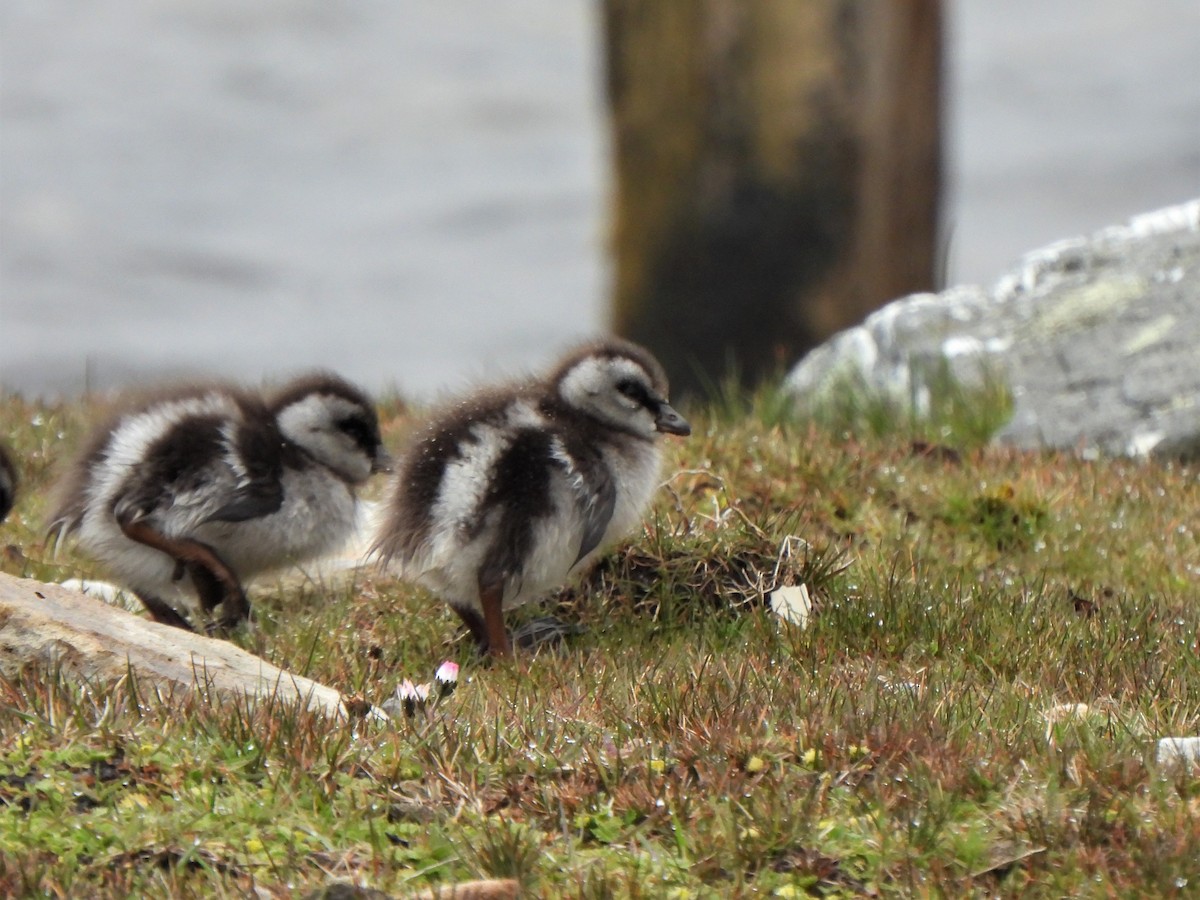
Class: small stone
1156,737,1200,771
769,584,812,629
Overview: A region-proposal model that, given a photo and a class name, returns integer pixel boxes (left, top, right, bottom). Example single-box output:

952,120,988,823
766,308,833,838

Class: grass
1,378,1199,897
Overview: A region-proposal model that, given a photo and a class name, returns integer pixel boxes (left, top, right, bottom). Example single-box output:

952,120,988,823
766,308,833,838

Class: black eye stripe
337,416,378,451
615,378,657,409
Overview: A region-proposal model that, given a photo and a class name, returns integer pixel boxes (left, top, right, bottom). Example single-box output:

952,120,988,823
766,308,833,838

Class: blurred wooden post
603,0,944,395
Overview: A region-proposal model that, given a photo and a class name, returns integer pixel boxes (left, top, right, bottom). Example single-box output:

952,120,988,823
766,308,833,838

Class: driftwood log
0,571,372,720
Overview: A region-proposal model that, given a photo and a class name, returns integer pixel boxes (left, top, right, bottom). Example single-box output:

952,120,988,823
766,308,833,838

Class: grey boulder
786,199,1200,458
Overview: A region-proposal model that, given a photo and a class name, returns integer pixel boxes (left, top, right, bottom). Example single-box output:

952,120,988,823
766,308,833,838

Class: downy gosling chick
48,373,390,632
372,338,690,657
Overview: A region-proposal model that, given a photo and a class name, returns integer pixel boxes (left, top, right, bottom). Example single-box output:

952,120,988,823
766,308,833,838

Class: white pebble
1156,737,1200,771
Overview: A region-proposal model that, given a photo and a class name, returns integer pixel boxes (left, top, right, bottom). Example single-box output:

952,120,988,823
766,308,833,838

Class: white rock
769,584,812,629
1156,737,1200,771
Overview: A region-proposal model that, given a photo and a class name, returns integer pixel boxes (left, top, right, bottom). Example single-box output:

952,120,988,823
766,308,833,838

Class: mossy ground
1,381,1199,897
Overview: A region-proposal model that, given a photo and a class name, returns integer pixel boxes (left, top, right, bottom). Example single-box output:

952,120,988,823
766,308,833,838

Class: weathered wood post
603,0,944,395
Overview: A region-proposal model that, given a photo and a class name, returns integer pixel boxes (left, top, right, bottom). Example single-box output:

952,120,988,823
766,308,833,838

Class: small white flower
397,679,430,717
434,660,459,698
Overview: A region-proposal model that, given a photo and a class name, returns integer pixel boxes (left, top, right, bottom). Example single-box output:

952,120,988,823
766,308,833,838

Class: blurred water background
2,0,1197,399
